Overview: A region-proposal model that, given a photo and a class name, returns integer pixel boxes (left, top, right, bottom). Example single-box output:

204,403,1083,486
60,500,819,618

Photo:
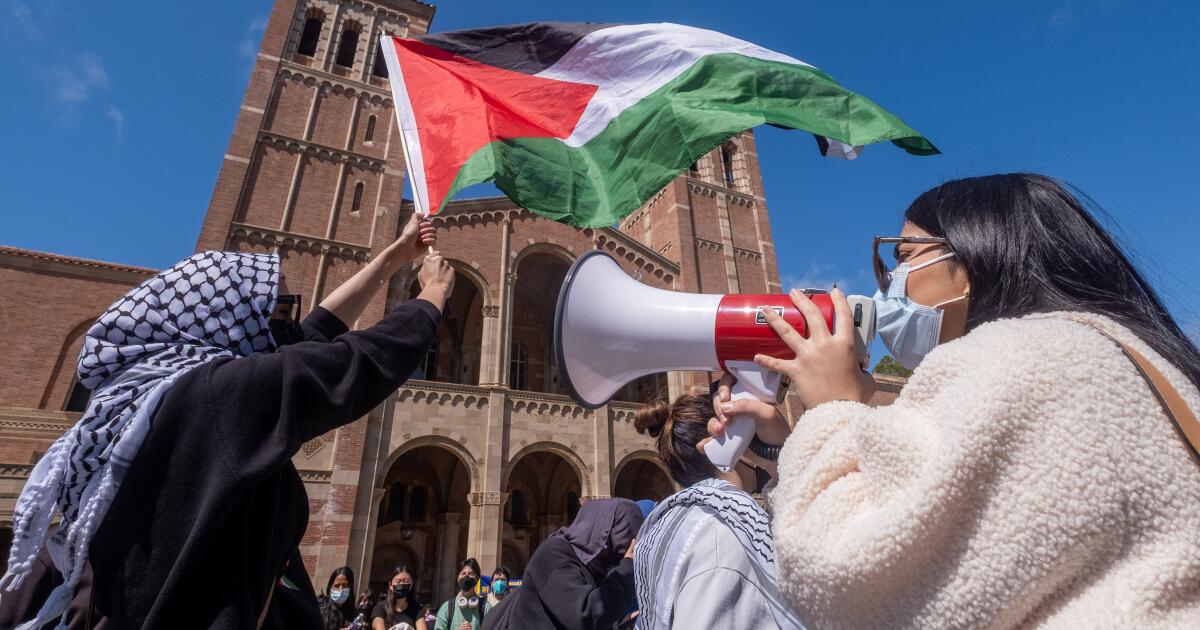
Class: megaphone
554,251,876,471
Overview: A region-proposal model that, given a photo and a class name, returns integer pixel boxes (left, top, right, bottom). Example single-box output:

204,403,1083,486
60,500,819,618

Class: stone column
495,216,516,386
479,217,511,386
434,512,461,603
592,405,614,497
465,388,507,571
352,488,386,585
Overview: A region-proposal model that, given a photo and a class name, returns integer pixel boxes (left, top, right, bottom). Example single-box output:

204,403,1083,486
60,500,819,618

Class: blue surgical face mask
330,587,349,604
872,252,965,371
492,579,508,596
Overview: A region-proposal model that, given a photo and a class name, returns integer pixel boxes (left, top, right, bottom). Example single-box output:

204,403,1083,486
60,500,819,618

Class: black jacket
483,535,636,630
0,301,440,629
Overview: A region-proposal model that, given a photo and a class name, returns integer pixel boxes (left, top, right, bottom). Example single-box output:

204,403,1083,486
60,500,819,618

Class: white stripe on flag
381,36,432,215
536,23,813,148
822,137,863,160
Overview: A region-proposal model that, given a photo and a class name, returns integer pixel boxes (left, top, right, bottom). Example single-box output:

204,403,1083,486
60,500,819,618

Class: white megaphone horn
554,251,876,472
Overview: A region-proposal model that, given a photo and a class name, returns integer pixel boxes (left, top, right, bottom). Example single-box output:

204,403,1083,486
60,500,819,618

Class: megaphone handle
704,362,780,472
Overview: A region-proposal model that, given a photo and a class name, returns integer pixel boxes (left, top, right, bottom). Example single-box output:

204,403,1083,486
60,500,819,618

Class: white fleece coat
770,312,1200,629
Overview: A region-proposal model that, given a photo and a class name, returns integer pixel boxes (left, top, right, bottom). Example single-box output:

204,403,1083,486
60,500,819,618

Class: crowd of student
3,173,1200,628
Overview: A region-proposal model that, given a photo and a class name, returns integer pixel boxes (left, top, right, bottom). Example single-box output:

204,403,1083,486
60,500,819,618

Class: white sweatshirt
769,312,1200,629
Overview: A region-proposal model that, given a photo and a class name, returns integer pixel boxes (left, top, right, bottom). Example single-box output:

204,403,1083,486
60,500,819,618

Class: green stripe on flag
439,52,936,226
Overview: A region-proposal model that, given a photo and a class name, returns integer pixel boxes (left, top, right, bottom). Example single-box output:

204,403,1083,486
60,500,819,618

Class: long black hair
383,565,420,625
320,566,356,630
904,173,1200,389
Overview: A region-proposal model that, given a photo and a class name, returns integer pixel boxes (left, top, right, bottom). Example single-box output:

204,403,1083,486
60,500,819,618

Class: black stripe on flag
417,21,617,75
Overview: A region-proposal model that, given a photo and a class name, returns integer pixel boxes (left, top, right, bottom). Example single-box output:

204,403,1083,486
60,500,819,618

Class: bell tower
618,130,786,394
196,0,435,329
194,0,437,584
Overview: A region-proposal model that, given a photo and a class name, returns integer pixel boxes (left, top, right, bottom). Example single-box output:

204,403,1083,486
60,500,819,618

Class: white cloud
106,105,125,139
0,0,39,39
1049,8,1076,28
238,16,269,60
52,51,109,105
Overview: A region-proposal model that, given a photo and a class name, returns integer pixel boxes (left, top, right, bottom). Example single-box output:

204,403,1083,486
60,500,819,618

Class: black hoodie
0,300,439,629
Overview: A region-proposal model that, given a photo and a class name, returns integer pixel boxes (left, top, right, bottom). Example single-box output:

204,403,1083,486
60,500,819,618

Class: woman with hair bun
630,394,802,630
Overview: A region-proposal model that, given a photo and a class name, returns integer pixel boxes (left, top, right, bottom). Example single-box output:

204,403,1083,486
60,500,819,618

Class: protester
357,589,377,624
372,566,426,630
0,213,454,628
485,567,511,608
435,558,486,630
318,567,358,630
629,395,802,629
483,499,640,630
715,173,1200,628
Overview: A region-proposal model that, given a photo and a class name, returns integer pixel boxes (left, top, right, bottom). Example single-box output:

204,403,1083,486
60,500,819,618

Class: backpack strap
1085,324,1200,463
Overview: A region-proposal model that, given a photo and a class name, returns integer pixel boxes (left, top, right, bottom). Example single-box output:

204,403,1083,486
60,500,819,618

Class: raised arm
204,254,455,481
319,212,438,326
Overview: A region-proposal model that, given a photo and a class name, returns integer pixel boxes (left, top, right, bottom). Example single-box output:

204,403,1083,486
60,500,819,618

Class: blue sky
1,1,1198,344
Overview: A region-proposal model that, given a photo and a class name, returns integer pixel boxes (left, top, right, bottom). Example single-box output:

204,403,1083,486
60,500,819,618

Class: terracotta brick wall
0,248,153,411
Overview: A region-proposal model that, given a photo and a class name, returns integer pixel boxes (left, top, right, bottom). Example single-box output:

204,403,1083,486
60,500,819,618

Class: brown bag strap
1086,324,1200,462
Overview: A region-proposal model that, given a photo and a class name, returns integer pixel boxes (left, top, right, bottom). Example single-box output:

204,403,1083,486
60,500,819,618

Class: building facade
0,0,903,606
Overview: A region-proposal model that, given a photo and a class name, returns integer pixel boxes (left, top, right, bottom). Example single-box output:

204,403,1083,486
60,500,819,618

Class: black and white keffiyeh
634,478,797,629
0,251,280,629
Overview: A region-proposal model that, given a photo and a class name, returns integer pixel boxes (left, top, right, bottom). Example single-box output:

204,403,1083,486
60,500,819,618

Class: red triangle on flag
389,38,598,213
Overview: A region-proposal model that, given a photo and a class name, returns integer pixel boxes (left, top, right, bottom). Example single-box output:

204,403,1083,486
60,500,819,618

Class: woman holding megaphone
711,173,1200,628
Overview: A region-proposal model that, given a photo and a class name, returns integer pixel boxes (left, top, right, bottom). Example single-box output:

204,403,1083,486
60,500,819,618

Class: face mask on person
872,252,967,371
491,579,508,596
268,293,303,348
392,583,412,599
458,575,477,593
330,587,349,604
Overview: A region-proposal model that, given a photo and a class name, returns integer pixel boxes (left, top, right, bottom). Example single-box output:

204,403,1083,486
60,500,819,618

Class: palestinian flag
380,22,938,227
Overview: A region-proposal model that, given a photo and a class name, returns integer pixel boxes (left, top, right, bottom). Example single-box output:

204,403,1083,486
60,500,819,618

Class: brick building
0,0,903,605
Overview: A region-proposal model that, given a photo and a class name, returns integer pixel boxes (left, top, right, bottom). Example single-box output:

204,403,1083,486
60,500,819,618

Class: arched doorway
402,265,485,385
613,457,674,502
510,251,571,394
372,444,472,604
501,450,582,575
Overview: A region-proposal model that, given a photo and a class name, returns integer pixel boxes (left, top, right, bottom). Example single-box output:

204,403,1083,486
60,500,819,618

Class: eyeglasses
872,235,951,293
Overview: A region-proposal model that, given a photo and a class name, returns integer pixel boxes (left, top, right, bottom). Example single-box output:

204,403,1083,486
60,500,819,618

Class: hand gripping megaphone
554,251,876,472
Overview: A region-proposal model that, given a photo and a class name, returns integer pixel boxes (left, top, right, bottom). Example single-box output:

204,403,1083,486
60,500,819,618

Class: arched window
509,343,528,390
407,486,427,521
335,23,360,68
566,491,580,523
688,161,698,175
351,181,364,213
297,11,323,57
364,115,376,143
372,40,390,77
508,489,530,527
419,343,438,380
384,482,407,525
721,143,736,188
64,380,91,412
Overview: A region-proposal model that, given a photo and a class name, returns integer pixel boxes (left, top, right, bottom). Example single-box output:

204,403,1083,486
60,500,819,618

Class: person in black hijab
0,213,453,629
483,498,642,630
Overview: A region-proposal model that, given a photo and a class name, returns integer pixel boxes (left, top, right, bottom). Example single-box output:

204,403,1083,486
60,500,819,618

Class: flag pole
397,127,434,255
